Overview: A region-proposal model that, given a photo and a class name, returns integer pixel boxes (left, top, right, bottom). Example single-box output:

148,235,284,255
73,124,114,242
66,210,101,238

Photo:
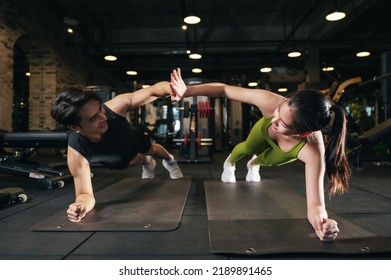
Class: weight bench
0,131,149,188
347,118,391,170
0,131,71,189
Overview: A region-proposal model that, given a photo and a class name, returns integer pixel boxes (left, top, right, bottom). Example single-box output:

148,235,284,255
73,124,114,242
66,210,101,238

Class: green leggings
228,119,266,164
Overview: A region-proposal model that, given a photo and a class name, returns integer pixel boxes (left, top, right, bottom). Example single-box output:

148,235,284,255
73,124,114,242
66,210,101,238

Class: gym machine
0,187,28,207
346,73,391,170
173,97,214,163
322,73,391,170
347,118,391,171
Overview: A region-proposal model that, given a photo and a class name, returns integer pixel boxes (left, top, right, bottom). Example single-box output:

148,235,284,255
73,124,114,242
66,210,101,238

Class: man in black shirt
51,82,183,223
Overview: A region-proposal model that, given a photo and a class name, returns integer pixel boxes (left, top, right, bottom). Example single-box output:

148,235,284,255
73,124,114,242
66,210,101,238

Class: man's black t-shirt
68,104,152,169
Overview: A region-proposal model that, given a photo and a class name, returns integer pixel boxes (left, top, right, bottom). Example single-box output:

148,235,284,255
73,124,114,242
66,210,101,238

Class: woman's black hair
50,85,102,127
287,90,351,196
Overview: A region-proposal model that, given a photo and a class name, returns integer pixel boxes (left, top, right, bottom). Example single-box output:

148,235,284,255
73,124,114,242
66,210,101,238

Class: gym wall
0,0,119,132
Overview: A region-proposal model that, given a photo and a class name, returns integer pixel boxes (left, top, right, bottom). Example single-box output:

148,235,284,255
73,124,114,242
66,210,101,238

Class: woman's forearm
307,205,328,229
185,83,228,98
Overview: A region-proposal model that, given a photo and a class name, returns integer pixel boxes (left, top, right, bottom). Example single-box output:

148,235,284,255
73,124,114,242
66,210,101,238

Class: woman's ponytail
324,105,351,197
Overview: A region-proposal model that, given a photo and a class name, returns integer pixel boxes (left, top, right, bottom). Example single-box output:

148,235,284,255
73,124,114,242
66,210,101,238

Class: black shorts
112,126,152,169
131,126,152,155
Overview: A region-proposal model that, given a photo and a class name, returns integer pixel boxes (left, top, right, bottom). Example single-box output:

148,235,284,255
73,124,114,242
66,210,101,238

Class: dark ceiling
10,0,391,91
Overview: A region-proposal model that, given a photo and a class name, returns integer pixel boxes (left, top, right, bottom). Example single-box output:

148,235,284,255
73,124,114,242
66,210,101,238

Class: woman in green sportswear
170,68,350,243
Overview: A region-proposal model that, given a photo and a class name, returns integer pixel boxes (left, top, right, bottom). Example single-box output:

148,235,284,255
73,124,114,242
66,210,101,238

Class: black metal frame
347,119,391,171
0,132,71,189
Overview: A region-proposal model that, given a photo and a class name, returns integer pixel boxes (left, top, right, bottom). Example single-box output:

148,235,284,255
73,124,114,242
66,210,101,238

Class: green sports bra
253,116,307,166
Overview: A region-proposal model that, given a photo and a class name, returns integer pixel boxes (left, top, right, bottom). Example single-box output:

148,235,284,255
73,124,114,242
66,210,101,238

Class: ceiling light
25,72,31,77
260,67,272,73
356,51,371,58
189,53,202,59
184,15,201,25
278,88,288,93
104,55,117,61
248,82,258,87
326,11,346,21
192,68,202,73
67,27,74,34
288,51,301,58
182,25,188,30
126,70,138,75
322,66,335,72
142,85,150,88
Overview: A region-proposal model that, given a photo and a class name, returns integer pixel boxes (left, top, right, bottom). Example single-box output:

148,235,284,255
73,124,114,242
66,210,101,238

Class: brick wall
0,0,117,132
28,57,57,130
0,0,24,131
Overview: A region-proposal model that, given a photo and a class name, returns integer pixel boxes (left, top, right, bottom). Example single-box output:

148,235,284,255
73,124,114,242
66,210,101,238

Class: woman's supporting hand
315,218,339,242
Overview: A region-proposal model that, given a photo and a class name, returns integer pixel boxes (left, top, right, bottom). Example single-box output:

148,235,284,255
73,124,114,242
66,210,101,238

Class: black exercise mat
205,180,391,256
31,176,191,232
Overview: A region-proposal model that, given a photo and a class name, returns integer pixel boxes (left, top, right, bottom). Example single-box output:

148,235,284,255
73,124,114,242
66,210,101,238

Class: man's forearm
151,81,171,97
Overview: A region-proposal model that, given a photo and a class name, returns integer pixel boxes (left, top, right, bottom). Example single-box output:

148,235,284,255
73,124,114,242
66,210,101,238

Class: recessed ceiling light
260,67,272,73
278,88,288,92
356,51,370,57
189,53,202,59
322,66,335,72
288,51,301,58
104,55,117,61
184,15,201,24
126,70,138,75
248,82,258,87
326,11,346,21
192,68,202,73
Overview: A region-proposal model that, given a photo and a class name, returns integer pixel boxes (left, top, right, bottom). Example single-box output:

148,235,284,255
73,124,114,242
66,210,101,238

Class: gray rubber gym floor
0,150,390,260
